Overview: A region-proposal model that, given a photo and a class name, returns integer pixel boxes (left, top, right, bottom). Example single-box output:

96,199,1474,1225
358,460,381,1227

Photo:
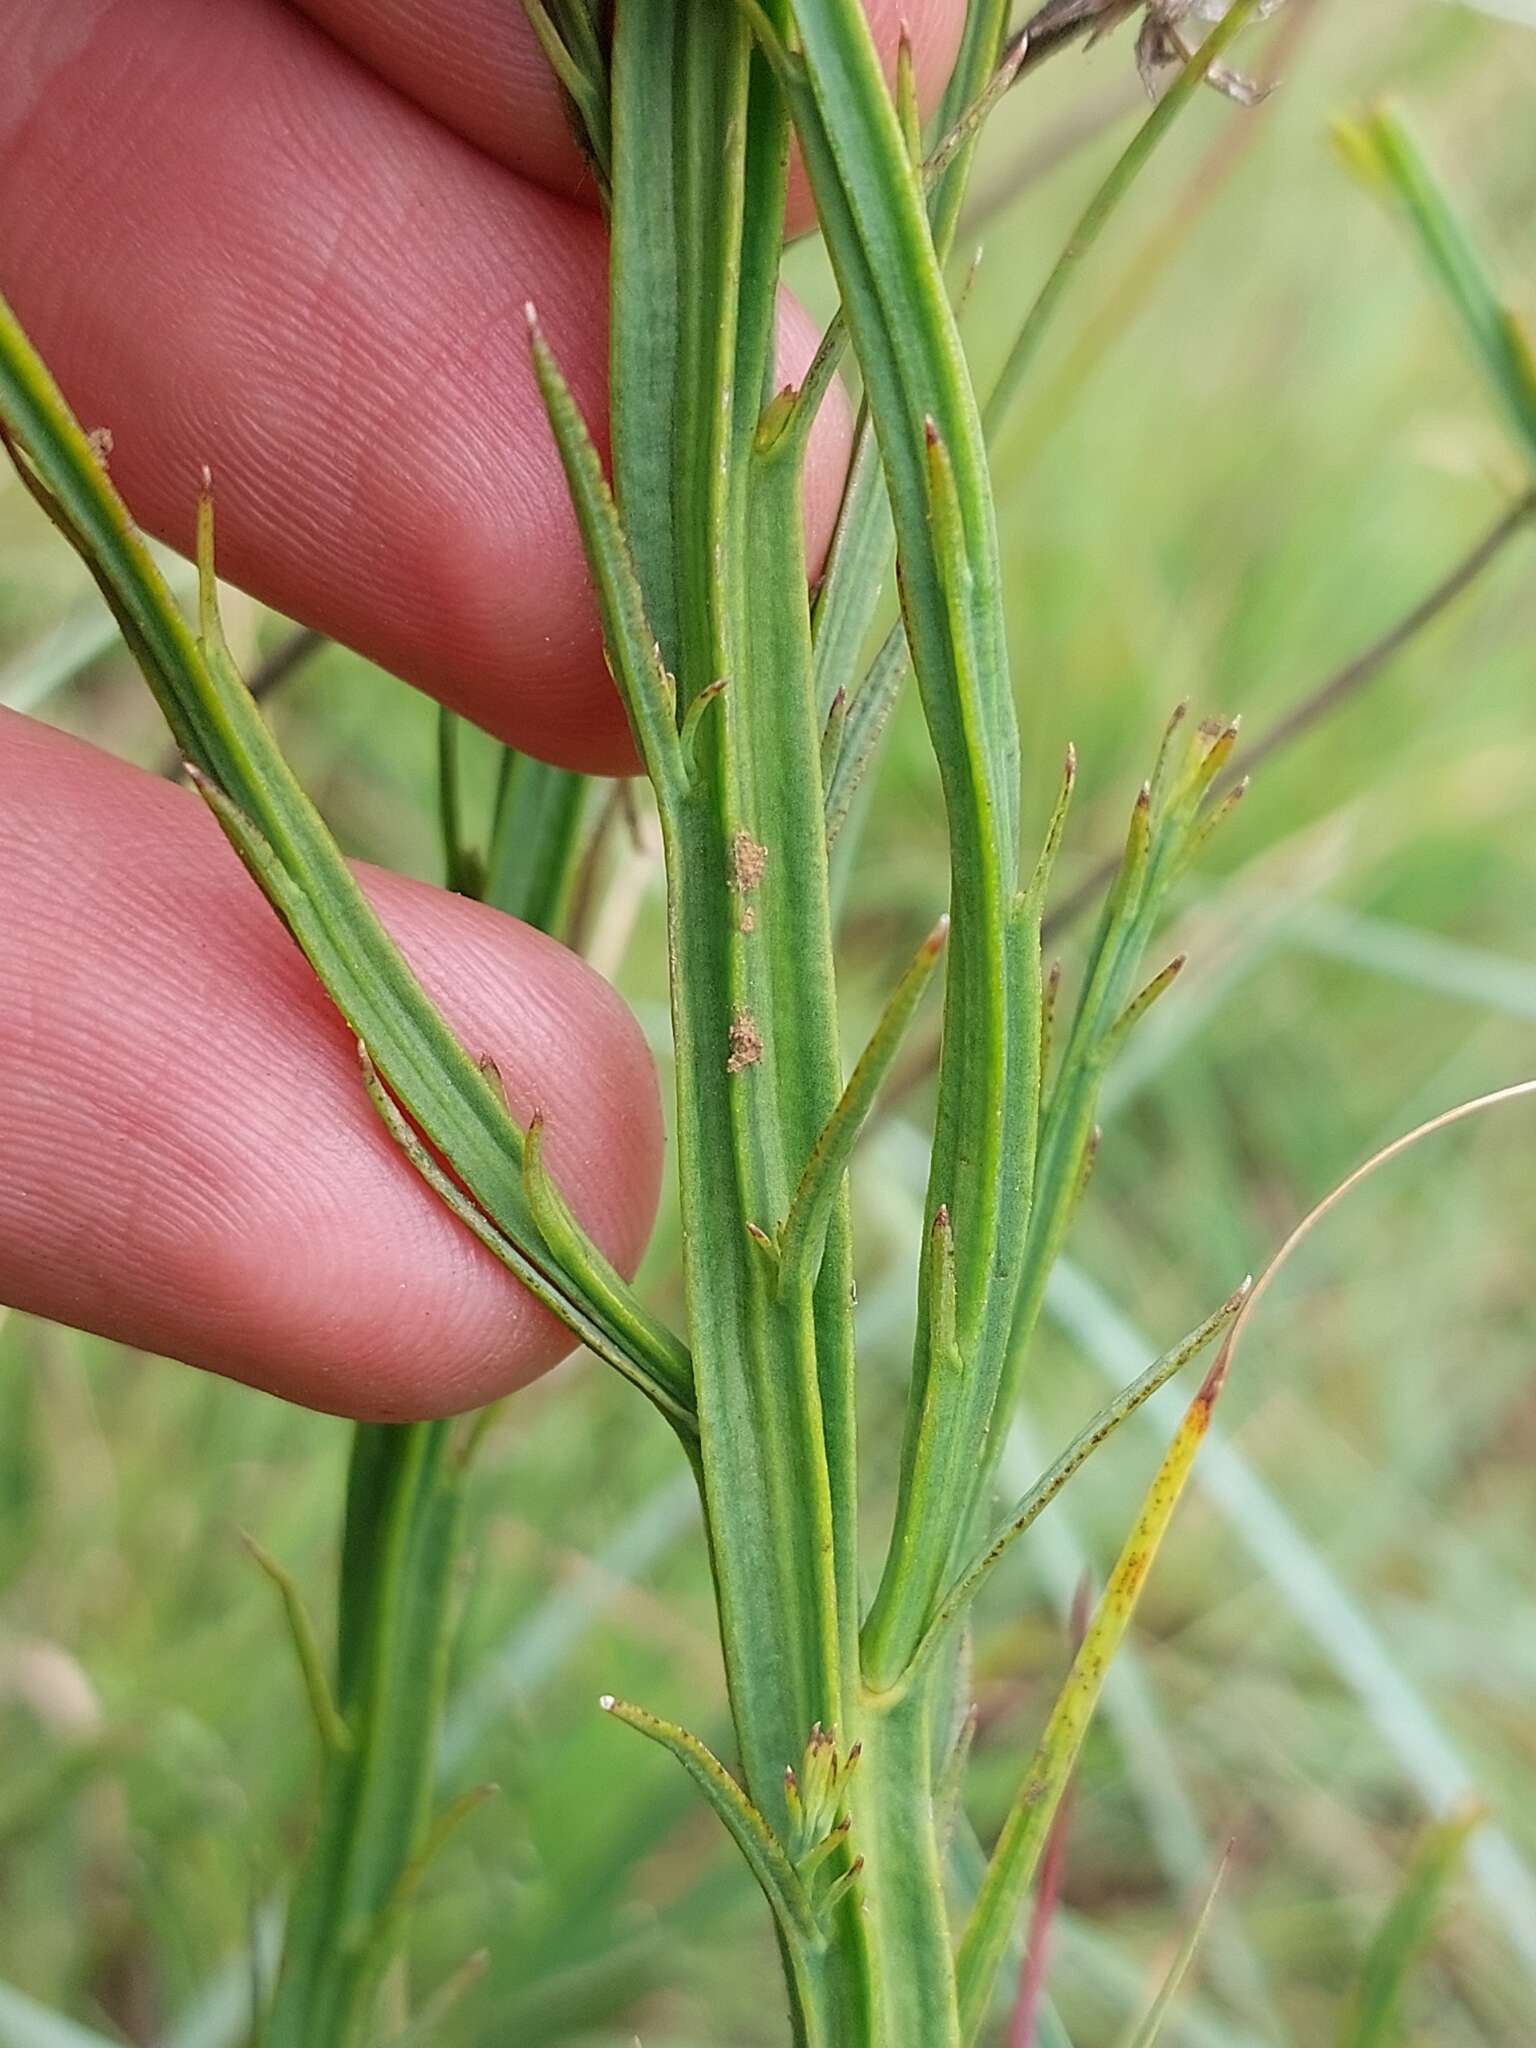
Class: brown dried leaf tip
727,1009,763,1074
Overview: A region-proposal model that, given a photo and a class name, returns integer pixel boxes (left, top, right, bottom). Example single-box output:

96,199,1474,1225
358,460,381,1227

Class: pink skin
0,0,964,1420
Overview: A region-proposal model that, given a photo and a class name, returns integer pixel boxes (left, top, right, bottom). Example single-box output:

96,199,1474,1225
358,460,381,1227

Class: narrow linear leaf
598,1696,819,1949
523,1111,694,1404
777,917,949,1296
519,0,611,189
1337,1805,1484,2048
823,620,909,848
910,1286,1248,1683
1120,1844,1234,2048
1107,954,1188,1049
388,1785,499,1921
525,309,685,795
819,1857,866,1919
895,27,923,167
482,750,587,930
1010,1607,1093,2048
1021,746,1078,921
803,0,1009,731
381,1951,489,2048
924,33,1027,191
956,1353,1233,2041
819,685,849,793
677,674,728,778
0,307,676,1425
937,1700,980,1852
922,418,983,734
1342,108,1536,467
353,1043,696,1435
238,1532,352,1757
435,707,481,898
346,1786,499,2042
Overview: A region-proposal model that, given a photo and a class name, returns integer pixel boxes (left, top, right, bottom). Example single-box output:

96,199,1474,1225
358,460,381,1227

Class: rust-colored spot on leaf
727,1010,763,1074
1118,1548,1149,1597
730,828,768,893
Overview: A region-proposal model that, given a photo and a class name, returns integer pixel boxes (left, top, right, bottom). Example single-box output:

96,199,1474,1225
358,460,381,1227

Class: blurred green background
2,3,1534,2042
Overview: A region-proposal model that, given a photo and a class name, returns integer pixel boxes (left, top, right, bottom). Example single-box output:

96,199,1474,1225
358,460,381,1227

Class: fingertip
0,717,665,1420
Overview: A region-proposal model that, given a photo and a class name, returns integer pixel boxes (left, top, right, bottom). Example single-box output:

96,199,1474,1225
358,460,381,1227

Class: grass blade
1337,1806,1484,2048
1009,1583,1091,2048
522,1110,695,1405
1048,1075,1536,1993
238,1532,352,1758
1339,108,1536,468
956,1353,1232,2041
483,753,588,931
983,0,1268,442
525,312,685,795
911,1285,1246,1682
1119,1845,1234,2048
598,1696,818,1951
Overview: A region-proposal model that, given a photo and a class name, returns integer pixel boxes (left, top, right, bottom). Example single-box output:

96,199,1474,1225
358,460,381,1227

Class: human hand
0,0,963,1420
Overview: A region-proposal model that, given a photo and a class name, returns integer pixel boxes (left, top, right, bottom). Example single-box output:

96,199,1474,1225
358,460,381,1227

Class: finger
0,711,664,1422
0,0,847,777
293,0,969,225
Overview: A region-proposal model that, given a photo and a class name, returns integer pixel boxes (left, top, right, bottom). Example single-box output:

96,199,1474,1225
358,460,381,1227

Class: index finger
0,0,856,773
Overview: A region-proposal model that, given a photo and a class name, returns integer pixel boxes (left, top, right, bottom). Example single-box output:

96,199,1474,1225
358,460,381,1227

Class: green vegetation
1,2,1533,2043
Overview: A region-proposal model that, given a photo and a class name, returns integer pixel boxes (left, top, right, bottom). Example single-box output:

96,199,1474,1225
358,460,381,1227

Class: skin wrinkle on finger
0,0,850,776
0,712,664,1420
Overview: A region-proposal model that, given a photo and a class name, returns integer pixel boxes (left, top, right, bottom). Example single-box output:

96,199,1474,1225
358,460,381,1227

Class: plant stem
607,0,858,1826
267,1420,462,2046
855,1677,963,2047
